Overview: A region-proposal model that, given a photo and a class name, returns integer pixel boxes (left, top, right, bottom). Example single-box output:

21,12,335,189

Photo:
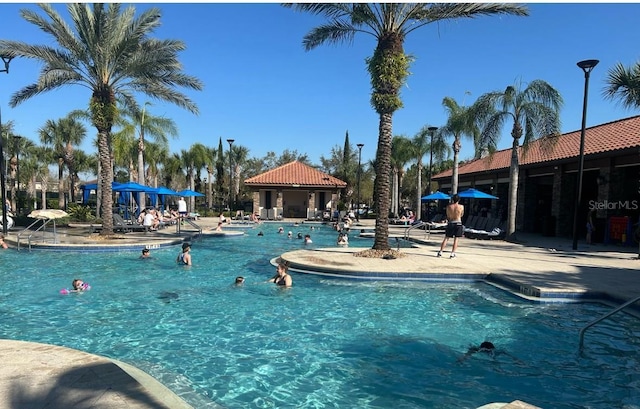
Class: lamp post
0,54,13,235
13,135,21,215
572,59,599,251
226,138,234,214
356,143,364,221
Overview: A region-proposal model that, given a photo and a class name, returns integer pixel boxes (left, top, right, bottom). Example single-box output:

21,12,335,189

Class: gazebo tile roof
245,161,347,187
434,115,640,178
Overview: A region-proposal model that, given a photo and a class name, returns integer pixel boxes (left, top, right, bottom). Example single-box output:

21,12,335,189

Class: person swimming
140,248,150,259
177,242,192,266
235,276,245,285
268,262,292,287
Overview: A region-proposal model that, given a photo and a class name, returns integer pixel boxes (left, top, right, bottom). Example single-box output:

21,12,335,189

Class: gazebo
244,161,347,220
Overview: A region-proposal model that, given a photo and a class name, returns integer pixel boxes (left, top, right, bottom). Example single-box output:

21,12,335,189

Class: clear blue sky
1,2,639,169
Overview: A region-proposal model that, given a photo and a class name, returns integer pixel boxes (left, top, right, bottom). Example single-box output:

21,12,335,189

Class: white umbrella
28,209,69,219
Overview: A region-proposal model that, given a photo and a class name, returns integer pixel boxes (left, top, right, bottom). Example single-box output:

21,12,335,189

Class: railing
176,217,202,240
16,218,59,251
403,221,427,240
579,295,640,352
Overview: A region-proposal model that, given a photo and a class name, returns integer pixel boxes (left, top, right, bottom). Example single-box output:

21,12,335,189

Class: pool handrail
16,218,59,251
578,294,640,353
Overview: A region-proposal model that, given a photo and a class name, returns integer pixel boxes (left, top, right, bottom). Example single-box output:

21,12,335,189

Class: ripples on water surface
1,224,639,408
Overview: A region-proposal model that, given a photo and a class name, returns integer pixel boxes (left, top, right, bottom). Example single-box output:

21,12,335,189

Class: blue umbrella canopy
421,191,451,201
151,186,179,195
177,189,205,197
457,188,498,199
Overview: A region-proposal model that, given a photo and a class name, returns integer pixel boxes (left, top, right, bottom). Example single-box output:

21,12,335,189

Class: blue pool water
1,223,639,408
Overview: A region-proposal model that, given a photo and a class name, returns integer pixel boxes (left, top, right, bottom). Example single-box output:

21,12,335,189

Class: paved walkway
1,217,638,409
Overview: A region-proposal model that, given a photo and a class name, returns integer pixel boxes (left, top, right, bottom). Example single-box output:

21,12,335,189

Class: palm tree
1,3,202,235
603,62,640,109
411,125,449,218
231,144,249,205
115,101,178,204
441,96,481,194
390,135,413,218
474,79,563,239
39,116,86,209
144,142,169,188
285,3,528,250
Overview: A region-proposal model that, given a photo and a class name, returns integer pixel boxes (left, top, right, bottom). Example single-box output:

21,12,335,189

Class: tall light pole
427,127,438,221
13,135,21,215
0,54,13,235
572,59,599,250
356,143,364,221
226,138,234,214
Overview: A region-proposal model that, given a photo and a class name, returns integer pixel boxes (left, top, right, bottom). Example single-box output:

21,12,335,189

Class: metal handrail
16,218,56,251
403,221,426,240
177,217,202,240
579,295,640,352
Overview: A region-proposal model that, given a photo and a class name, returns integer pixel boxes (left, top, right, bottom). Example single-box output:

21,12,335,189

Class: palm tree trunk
138,138,145,208
98,131,114,235
452,138,460,194
373,112,392,250
58,161,65,209
507,137,520,239
416,161,422,219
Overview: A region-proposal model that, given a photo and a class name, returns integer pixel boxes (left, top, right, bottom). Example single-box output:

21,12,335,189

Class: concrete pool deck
1,217,638,408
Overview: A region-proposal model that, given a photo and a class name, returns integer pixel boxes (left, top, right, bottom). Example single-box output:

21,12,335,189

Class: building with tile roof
432,115,640,243
244,161,347,220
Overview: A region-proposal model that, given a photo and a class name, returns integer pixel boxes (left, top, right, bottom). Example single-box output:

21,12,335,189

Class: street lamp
356,143,364,221
0,54,13,235
427,126,438,221
226,138,234,214
13,135,21,215
572,59,599,251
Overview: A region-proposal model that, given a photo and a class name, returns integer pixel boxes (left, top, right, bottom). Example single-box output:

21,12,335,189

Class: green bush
67,204,97,222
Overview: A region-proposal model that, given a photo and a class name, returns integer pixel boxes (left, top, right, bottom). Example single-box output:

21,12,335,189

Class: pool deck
1,217,638,409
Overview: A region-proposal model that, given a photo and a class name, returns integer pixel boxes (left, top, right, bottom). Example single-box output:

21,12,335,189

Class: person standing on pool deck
178,197,188,219
437,194,464,259
177,242,192,266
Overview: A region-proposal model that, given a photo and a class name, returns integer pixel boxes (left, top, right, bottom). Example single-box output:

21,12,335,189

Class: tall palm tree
39,116,86,209
231,145,249,204
474,79,563,239
0,3,202,235
115,101,178,204
390,135,413,218
410,125,449,218
441,96,481,194
286,3,528,250
145,142,169,188
215,138,225,211
603,62,640,109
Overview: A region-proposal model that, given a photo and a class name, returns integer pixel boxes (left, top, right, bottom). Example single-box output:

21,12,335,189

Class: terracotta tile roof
245,161,347,187
434,115,640,179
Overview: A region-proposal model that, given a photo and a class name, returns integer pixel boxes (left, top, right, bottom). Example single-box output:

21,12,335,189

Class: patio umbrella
149,186,179,212
457,188,498,199
177,189,205,197
421,191,451,201
28,209,69,219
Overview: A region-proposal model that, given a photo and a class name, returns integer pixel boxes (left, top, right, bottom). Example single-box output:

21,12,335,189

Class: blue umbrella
457,188,498,199
148,186,179,212
421,191,451,201
177,189,205,197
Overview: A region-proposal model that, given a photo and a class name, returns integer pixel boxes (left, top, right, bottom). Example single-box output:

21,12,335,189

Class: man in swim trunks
437,194,464,259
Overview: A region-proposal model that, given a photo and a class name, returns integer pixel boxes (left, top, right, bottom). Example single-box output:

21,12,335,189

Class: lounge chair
113,213,148,233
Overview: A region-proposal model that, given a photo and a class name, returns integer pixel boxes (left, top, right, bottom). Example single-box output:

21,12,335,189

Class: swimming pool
1,224,639,408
